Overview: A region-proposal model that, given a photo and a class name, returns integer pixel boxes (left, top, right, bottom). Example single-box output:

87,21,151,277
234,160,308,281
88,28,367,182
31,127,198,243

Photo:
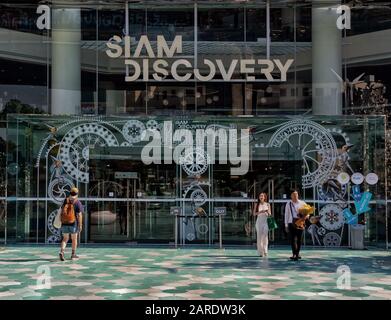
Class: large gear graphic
58,123,119,183
48,177,74,205
180,147,210,176
36,118,122,167
323,232,341,247
122,120,146,144
267,119,337,188
47,210,61,236
319,204,345,231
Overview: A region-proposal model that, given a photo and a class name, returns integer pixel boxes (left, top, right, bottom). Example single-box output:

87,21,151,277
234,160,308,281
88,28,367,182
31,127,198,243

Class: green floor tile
0,245,389,300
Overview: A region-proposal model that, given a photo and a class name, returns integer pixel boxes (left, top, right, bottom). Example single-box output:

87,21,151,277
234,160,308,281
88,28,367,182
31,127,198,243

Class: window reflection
147,9,194,41
296,7,311,42
0,5,45,35
198,8,244,41
348,7,391,36
147,85,195,115
246,8,266,41
129,9,145,39
270,8,294,42
98,9,125,41
197,83,236,115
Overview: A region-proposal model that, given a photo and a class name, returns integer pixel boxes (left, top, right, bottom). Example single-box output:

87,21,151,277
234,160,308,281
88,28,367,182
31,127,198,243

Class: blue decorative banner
343,208,358,225
352,185,362,202
354,191,372,214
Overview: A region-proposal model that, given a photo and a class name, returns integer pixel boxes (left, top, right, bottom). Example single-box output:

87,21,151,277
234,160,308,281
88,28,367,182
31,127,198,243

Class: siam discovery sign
106,35,294,82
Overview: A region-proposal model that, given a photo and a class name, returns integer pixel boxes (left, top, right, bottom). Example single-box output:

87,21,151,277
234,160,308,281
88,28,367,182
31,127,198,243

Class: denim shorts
61,225,78,234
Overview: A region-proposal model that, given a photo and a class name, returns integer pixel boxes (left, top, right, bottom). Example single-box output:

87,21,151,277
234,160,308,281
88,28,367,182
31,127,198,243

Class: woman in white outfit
253,192,271,257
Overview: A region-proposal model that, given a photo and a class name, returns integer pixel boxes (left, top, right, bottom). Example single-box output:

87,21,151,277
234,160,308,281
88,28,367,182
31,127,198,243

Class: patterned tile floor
0,246,390,300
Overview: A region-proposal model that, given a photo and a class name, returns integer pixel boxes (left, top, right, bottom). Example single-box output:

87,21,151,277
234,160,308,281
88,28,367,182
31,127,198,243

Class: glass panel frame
5,114,387,248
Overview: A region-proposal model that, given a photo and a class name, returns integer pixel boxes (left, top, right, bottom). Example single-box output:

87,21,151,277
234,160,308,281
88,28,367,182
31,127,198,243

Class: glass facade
5,114,388,247
0,1,390,248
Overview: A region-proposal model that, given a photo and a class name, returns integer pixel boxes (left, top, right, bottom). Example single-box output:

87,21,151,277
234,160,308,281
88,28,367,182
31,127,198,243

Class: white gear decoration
197,223,209,235
267,119,337,188
48,177,74,205
323,232,341,247
317,227,326,236
319,204,345,230
186,232,195,241
47,210,61,236
58,123,119,183
47,235,61,244
180,147,209,176
89,181,123,198
307,224,322,246
190,189,208,207
183,181,210,196
122,120,146,144
146,119,160,131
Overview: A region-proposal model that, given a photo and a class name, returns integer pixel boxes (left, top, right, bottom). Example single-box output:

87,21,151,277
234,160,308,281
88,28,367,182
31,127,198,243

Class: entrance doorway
88,152,176,243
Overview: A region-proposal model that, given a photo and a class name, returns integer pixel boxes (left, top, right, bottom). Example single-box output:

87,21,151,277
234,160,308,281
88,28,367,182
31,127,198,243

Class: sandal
59,252,65,261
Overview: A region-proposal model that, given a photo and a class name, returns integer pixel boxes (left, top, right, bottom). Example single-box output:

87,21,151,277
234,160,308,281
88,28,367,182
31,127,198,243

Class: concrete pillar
51,4,81,115
312,1,342,115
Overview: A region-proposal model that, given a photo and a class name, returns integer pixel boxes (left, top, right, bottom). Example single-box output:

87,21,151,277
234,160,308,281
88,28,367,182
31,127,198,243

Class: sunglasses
70,192,78,196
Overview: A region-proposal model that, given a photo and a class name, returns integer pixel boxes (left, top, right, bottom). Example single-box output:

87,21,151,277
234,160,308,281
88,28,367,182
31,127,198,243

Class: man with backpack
59,187,83,261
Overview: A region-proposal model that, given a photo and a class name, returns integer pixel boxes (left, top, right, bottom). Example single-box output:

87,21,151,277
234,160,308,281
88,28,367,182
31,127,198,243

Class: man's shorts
61,225,78,234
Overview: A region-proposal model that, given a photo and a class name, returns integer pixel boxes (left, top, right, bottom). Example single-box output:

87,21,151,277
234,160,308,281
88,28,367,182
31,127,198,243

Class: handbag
53,208,62,229
267,216,278,230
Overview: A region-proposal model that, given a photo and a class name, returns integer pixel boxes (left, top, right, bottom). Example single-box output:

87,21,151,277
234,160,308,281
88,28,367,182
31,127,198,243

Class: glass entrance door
177,152,218,245
87,158,137,242
88,148,176,244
